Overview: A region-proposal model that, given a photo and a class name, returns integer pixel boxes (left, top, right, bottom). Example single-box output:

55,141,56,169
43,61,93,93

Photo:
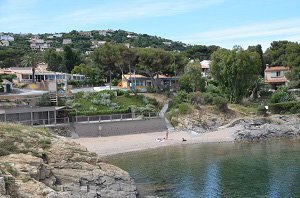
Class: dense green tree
248,44,265,76
179,60,206,92
43,49,65,72
136,48,174,93
21,52,40,83
185,45,220,60
63,45,82,73
210,46,260,103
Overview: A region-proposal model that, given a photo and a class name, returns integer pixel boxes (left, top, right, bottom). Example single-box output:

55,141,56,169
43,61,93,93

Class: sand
72,127,239,156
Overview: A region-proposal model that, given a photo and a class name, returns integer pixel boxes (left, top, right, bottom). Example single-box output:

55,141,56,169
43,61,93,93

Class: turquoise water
108,140,300,198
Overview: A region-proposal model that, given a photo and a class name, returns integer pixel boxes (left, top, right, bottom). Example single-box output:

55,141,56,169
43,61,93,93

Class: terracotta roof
265,78,288,83
154,74,179,79
123,74,149,79
265,66,289,72
200,60,211,69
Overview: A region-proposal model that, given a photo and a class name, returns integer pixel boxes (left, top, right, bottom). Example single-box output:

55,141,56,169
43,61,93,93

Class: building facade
264,66,289,89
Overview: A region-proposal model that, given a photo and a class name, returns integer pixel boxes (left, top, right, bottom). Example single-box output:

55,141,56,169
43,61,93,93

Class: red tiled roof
265,66,289,72
265,78,288,83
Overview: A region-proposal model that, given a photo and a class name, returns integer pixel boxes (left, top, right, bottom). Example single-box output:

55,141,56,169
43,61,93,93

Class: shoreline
72,127,238,156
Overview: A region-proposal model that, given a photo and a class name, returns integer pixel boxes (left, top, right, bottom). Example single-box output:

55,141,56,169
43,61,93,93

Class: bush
202,93,214,104
213,96,228,112
190,92,204,105
173,91,191,106
36,93,52,107
256,105,267,116
269,101,300,114
68,108,130,116
178,103,193,115
270,91,295,103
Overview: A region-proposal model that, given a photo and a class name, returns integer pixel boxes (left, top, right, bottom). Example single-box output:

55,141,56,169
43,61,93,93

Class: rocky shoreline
232,116,300,142
177,112,300,142
0,123,137,198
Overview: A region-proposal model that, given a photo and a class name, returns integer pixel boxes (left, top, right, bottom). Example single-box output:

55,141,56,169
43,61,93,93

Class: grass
112,95,145,108
229,103,257,115
0,122,53,157
73,93,147,112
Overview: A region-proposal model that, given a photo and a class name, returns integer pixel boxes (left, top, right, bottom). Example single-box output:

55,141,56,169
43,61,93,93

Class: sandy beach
73,127,238,156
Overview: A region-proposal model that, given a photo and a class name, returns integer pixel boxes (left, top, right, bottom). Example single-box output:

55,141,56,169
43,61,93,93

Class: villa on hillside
264,66,289,89
3,64,85,84
200,60,211,77
121,74,179,91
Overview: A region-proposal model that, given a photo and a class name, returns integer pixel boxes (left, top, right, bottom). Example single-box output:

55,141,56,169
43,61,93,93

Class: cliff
0,123,137,198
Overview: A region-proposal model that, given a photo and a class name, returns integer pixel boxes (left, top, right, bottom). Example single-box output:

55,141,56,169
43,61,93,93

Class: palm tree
21,53,38,83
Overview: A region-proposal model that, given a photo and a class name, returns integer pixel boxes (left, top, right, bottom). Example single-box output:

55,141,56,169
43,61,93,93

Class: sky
1,0,300,50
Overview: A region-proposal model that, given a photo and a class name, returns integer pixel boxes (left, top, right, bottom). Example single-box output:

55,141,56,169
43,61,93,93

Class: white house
63,39,72,45
200,60,211,77
0,35,14,41
0,40,9,47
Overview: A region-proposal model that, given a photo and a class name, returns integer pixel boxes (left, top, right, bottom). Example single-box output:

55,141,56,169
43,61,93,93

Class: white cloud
177,18,300,49
54,0,224,24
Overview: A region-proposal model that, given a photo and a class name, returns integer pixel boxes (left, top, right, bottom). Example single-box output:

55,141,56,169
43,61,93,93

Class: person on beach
165,131,169,140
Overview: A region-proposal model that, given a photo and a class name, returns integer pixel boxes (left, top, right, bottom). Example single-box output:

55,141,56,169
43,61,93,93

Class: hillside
0,123,137,198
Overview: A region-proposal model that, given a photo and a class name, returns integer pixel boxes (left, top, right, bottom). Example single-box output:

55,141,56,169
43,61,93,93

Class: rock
0,132,137,198
233,115,300,142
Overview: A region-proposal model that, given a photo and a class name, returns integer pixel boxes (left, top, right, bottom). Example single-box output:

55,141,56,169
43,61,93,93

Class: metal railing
72,112,158,124
15,117,70,127
1,112,159,127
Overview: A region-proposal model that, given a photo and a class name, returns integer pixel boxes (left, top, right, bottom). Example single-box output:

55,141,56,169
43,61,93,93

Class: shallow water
108,140,300,198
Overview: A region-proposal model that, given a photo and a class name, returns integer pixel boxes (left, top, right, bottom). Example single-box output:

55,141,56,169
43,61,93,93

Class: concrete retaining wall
73,118,167,137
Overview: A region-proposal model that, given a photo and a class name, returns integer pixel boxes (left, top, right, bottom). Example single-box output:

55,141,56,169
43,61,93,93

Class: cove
108,140,300,198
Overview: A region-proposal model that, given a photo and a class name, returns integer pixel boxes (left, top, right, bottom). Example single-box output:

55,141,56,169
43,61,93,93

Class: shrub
36,93,52,107
213,96,228,112
190,92,204,105
202,93,214,104
256,105,267,116
178,103,193,115
269,101,300,114
270,91,295,103
173,91,191,106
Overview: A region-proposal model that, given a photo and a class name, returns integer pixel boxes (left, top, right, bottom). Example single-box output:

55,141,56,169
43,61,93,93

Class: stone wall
73,118,167,137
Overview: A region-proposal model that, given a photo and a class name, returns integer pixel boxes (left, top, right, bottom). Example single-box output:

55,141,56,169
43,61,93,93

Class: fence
1,112,158,127
10,117,70,127
71,112,158,123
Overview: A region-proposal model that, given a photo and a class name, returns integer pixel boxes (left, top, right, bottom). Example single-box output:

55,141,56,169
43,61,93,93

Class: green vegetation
210,46,261,103
0,123,53,157
70,90,158,115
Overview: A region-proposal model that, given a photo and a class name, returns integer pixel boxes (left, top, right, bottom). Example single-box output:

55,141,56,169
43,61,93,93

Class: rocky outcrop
231,115,300,141
0,123,137,198
176,106,239,133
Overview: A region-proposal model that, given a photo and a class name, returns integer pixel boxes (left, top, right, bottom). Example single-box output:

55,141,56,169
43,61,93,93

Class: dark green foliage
173,91,191,106
248,44,265,76
43,49,65,72
256,105,267,116
185,45,220,60
269,101,300,114
36,93,52,107
179,60,206,93
0,74,16,82
63,45,82,73
270,91,295,103
210,46,261,103
212,96,228,112
68,108,130,116
178,103,193,115
0,139,19,157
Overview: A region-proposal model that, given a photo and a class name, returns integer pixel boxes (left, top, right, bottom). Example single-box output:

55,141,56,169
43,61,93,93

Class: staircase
49,92,58,106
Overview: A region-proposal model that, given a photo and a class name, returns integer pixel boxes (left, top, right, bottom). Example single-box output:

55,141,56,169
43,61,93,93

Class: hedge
269,101,300,114
68,108,130,116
